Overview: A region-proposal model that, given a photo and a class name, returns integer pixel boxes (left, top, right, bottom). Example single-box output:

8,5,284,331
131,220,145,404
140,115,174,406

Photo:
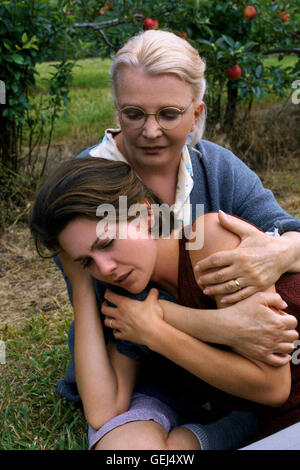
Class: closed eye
81,239,114,269
81,257,93,269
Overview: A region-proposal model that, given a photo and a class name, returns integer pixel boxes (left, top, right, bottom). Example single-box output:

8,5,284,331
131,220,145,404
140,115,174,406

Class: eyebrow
73,237,103,262
119,103,185,109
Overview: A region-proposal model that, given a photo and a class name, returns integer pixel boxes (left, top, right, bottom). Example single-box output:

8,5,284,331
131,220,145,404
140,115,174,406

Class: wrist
280,233,298,273
145,316,169,351
214,305,237,348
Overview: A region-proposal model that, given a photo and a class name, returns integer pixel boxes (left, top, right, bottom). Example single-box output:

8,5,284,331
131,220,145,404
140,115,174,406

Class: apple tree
71,0,299,131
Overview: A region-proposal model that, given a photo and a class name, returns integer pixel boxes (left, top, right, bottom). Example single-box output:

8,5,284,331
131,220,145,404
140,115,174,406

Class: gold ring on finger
234,279,241,290
109,318,113,329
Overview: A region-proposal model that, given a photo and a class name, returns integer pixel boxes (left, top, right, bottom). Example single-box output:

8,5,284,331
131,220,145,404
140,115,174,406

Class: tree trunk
224,80,238,130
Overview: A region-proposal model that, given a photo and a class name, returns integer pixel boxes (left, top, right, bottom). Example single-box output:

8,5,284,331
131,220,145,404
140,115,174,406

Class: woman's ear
190,101,204,132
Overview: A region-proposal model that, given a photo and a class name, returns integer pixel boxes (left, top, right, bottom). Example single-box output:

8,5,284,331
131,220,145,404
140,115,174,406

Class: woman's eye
123,108,144,120
82,258,93,269
159,109,180,120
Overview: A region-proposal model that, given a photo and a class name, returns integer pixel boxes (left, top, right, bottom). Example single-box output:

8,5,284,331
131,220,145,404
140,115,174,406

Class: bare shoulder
188,212,241,267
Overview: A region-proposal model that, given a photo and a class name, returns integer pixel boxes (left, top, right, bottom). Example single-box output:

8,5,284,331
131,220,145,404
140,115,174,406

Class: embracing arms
103,288,291,407
102,213,296,406
193,211,300,304
161,213,298,365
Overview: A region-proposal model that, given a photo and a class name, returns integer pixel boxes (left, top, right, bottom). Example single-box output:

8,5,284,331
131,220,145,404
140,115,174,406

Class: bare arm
104,289,291,407
160,213,298,366
194,212,300,303
102,213,293,405
59,252,140,430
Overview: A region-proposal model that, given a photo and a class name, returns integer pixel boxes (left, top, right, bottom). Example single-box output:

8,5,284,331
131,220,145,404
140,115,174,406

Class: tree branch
262,47,300,55
74,19,121,30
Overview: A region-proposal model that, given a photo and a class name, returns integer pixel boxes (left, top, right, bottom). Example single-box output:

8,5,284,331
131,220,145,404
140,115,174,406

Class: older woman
66,29,300,365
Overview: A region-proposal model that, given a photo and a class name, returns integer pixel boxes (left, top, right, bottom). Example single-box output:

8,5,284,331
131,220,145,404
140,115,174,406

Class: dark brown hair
29,157,172,256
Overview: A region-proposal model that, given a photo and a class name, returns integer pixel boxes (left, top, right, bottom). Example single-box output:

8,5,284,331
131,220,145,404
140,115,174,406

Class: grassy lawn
33,58,116,144
0,308,88,450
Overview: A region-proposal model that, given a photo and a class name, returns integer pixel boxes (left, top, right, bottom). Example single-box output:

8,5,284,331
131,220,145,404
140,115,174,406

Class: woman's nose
142,115,163,139
93,253,117,277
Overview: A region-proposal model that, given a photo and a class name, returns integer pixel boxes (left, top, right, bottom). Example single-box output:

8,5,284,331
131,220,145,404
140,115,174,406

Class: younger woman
30,157,299,450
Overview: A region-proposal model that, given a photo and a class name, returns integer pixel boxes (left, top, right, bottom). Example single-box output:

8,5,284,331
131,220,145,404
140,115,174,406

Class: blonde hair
110,30,207,145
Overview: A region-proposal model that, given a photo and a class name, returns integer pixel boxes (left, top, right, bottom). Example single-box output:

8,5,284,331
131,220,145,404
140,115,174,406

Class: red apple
143,18,159,30
243,5,257,19
66,10,73,16
105,2,113,11
226,65,242,80
177,31,188,39
99,8,105,15
279,11,290,22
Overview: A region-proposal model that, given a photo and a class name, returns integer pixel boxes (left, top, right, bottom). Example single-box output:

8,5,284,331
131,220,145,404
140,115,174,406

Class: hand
194,211,288,303
223,291,298,366
102,288,164,346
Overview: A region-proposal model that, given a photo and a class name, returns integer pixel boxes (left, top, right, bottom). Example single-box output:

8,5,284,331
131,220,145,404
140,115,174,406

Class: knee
166,427,201,450
93,421,169,450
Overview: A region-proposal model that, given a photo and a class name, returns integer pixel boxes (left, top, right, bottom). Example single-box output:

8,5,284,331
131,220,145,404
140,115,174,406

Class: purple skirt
88,392,181,450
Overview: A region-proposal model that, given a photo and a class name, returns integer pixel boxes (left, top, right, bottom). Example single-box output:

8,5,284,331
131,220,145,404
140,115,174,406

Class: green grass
32,58,116,143
0,307,88,450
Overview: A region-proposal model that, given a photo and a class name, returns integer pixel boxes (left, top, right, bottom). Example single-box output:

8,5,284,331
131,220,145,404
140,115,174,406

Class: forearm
281,231,300,273
147,317,290,407
159,300,233,346
73,280,122,428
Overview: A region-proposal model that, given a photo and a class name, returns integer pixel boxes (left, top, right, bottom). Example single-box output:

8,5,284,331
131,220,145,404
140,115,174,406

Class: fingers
281,312,298,330
104,315,120,331
218,211,258,239
101,300,117,317
196,266,233,287
219,286,257,304
264,353,292,367
146,288,159,302
274,342,298,355
104,288,125,305
194,252,233,274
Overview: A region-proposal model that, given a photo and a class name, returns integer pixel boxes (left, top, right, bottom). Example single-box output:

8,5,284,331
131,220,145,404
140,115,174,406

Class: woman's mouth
141,146,165,155
116,270,133,285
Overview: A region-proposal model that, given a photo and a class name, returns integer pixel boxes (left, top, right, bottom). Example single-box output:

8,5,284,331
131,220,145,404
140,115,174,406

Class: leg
94,420,200,450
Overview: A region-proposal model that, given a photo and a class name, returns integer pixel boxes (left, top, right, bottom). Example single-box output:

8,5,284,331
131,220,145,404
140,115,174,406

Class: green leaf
11,54,24,65
221,34,235,48
21,32,28,44
255,65,264,78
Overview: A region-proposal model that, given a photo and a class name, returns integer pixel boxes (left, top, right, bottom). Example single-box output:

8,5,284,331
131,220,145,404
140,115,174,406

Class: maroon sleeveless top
177,231,300,439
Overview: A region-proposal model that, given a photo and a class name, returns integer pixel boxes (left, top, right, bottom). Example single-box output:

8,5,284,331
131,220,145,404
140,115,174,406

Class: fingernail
203,288,210,295
197,279,203,285
194,265,200,272
221,298,228,304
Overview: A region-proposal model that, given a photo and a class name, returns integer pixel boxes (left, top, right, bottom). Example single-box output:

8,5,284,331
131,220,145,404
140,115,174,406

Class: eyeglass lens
120,107,184,130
